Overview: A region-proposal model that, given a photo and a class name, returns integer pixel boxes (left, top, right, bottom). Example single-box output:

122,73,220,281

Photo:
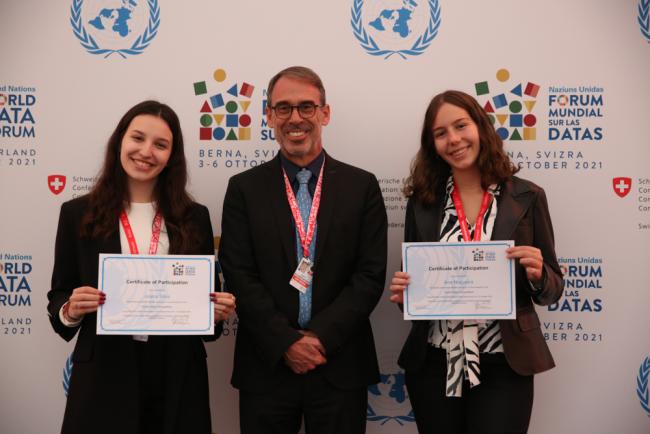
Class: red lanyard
119,210,163,254
450,183,492,242
282,162,324,258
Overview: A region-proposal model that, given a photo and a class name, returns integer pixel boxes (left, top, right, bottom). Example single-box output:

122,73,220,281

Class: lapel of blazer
314,153,336,264
410,193,443,334
266,156,299,269
492,177,534,240
91,225,121,285
99,224,122,254
412,193,444,242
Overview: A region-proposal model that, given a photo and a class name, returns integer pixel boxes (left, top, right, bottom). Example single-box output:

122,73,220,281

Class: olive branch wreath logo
637,357,650,418
639,0,650,43
62,353,73,396
367,406,416,425
70,0,160,58
351,0,441,60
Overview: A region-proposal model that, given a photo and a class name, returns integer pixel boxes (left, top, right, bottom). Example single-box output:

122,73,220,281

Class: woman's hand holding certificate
97,254,216,335
402,241,516,320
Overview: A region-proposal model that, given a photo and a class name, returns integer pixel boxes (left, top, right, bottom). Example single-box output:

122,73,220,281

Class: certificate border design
403,242,515,319
98,255,214,334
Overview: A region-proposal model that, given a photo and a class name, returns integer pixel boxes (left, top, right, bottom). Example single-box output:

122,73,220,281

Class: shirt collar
279,151,325,183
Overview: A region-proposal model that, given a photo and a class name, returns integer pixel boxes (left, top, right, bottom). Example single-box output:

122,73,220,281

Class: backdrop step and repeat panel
1,1,649,433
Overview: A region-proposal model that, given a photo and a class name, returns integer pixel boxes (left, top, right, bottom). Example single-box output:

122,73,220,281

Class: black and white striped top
428,177,504,396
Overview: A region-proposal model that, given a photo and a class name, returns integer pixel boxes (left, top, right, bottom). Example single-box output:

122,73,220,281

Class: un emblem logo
62,353,73,396
367,351,415,425
351,0,441,59
639,0,650,44
637,356,650,418
70,0,160,58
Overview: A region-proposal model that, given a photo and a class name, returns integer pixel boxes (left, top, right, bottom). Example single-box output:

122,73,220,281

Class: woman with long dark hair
389,90,563,433
48,100,235,434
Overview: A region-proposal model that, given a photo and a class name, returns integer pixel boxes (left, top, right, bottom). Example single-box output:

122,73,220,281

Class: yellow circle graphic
213,69,227,82
496,69,510,82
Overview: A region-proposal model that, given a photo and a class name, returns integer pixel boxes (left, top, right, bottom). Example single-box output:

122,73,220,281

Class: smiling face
266,76,330,166
432,103,481,175
119,114,173,201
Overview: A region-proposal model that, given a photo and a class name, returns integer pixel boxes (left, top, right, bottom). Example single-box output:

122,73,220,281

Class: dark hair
81,100,200,254
267,66,326,106
404,90,519,205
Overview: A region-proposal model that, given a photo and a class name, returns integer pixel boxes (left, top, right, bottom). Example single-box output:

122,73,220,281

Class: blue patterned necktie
295,168,316,328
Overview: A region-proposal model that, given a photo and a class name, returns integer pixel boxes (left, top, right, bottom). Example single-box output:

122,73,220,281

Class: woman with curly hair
389,90,563,434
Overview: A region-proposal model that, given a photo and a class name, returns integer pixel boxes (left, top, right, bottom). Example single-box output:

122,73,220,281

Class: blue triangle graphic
511,84,522,97
227,84,238,97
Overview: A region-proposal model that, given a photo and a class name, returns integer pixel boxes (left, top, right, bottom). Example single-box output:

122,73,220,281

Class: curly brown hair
80,100,201,254
404,90,518,205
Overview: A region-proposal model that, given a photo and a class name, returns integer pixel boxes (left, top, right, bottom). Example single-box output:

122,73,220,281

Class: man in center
219,66,387,433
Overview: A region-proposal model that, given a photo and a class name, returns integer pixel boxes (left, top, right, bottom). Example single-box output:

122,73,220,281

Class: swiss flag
612,177,631,198
48,175,66,195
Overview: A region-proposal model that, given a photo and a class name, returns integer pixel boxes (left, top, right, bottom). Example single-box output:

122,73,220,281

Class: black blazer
47,196,220,434
219,153,388,391
398,176,563,376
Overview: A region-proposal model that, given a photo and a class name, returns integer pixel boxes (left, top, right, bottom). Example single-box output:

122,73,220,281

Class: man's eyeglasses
271,102,321,119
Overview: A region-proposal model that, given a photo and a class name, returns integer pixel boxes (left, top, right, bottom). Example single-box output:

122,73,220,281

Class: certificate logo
639,0,650,44
637,356,650,418
351,0,441,60
70,0,160,58
48,175,67,195
472,249,496,262
172,262,195,276
612,177,632,198
172,262,184,276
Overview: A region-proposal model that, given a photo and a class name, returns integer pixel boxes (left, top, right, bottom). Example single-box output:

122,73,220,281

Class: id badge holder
289,257,313,293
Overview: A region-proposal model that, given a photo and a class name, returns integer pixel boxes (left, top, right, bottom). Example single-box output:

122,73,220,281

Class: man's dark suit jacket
219,153,388,391
47,196,220,434
398,176,563,376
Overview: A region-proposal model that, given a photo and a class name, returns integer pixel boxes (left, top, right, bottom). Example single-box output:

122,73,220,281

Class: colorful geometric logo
351,0,441,60
472,249,496,262
612,177,632,198
48,174,66,195
172,262,184,276
474,68,539,141
193,68,255,141
69,0,160,58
